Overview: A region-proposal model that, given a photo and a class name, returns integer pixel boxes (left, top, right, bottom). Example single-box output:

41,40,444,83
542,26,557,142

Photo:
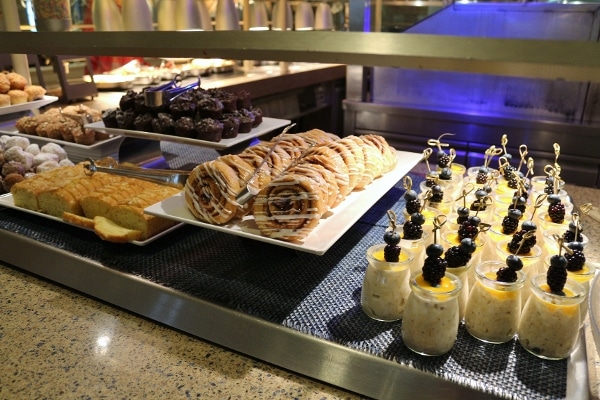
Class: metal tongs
144,74,199,107
235,123,296,205
83,158,190,188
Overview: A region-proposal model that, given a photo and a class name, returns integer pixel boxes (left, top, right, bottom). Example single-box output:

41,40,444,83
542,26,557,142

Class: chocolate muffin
236,90,252,110
102,108,119,128
236,109,255,133
134,113,154,132
119,90,138,112
209,88,237,113
152,113,175,135
249,107,263,127
198,97,224,120
116,109,137,130
174,117,196,138
169,94,196,119
196,118,223,142
220,113,240,139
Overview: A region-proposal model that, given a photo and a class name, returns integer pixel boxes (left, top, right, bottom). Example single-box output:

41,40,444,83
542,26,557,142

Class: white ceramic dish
0,126,126,164
0,95,59,116
145,151,423,255
0,193,182,246
84,117,291,150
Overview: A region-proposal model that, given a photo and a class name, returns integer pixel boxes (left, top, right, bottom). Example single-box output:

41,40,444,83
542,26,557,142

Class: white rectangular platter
0,127,126,164
145,150,423,255
0,95,59,116
85,117,291,150
0,193,182,246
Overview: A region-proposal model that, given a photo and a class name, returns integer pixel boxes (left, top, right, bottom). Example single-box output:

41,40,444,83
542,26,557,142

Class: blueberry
404,189,418,201
521,220,537,232
475,189,487,199
507,208,522,220
550,254,568,269
426,243,444,258
440,167,452,180
548,194,561,204
567,241,584,252
459,238,477,254
432,184,443,194
410,212,426,226
457,207,470,217
468,215,481,227
478,166,489,174
506,254,523,271
383,230,401,246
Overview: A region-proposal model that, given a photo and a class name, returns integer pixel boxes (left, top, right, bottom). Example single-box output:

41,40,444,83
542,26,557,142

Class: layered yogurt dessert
402,227,462,356
518,254,586,360
361,211,415,321
465,260,526,344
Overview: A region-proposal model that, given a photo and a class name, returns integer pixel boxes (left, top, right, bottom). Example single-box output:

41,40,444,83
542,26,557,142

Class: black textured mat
0,173,568,399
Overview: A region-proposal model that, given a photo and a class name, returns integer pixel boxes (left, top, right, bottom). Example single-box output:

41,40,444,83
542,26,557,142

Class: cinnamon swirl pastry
337,137,365,190
297,129,339,146
348,135,383,189
253,172,327,241
361,134,397,173
301,145,350,207
321,141,360,192
184,159,244,225
242,141,293,176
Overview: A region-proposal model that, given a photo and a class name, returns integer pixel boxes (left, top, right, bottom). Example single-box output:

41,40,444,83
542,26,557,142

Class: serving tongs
144,74,199,107
235,123,296,205
83,158,190,188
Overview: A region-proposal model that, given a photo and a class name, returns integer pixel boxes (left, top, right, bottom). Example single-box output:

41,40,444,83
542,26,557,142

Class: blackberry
470,201,488,212
565,250,586,272
422,256,448,287
403,221,423,240
563,230,583,243
438,151,450,168
507,229,536,254
502,165,516,180
501,216,519,235
496,267,517,283
444,246,472,268
544,184,555,195
458,221,478,240
405,199,421,215
384,245,401,262
508,196,527,213
476,171,488,185
548,202,565,223
547,255,568,295
508,175,519,189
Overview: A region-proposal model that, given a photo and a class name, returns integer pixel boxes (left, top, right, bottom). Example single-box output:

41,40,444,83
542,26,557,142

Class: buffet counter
0,159,598,399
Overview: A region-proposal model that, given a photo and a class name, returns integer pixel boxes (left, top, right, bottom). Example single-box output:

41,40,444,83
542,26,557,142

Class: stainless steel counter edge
3,31,600,83
0,228,497,399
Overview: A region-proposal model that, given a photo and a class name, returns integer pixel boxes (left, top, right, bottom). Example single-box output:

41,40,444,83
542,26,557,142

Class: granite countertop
1,171,599,399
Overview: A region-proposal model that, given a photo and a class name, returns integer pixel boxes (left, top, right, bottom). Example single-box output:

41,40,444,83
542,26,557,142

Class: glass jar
401,272,462,356
34,0,72,31
543,255,596,327
495,239,542,305
447,259,473,321
518,273,586,360
361,244,414,322
465,261,525,343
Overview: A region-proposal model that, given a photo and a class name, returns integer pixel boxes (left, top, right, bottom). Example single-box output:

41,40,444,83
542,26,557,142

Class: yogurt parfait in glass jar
402,223,463,356
518,254,587,360
361,210,415,322
465,260,526,344
361,244,414,322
